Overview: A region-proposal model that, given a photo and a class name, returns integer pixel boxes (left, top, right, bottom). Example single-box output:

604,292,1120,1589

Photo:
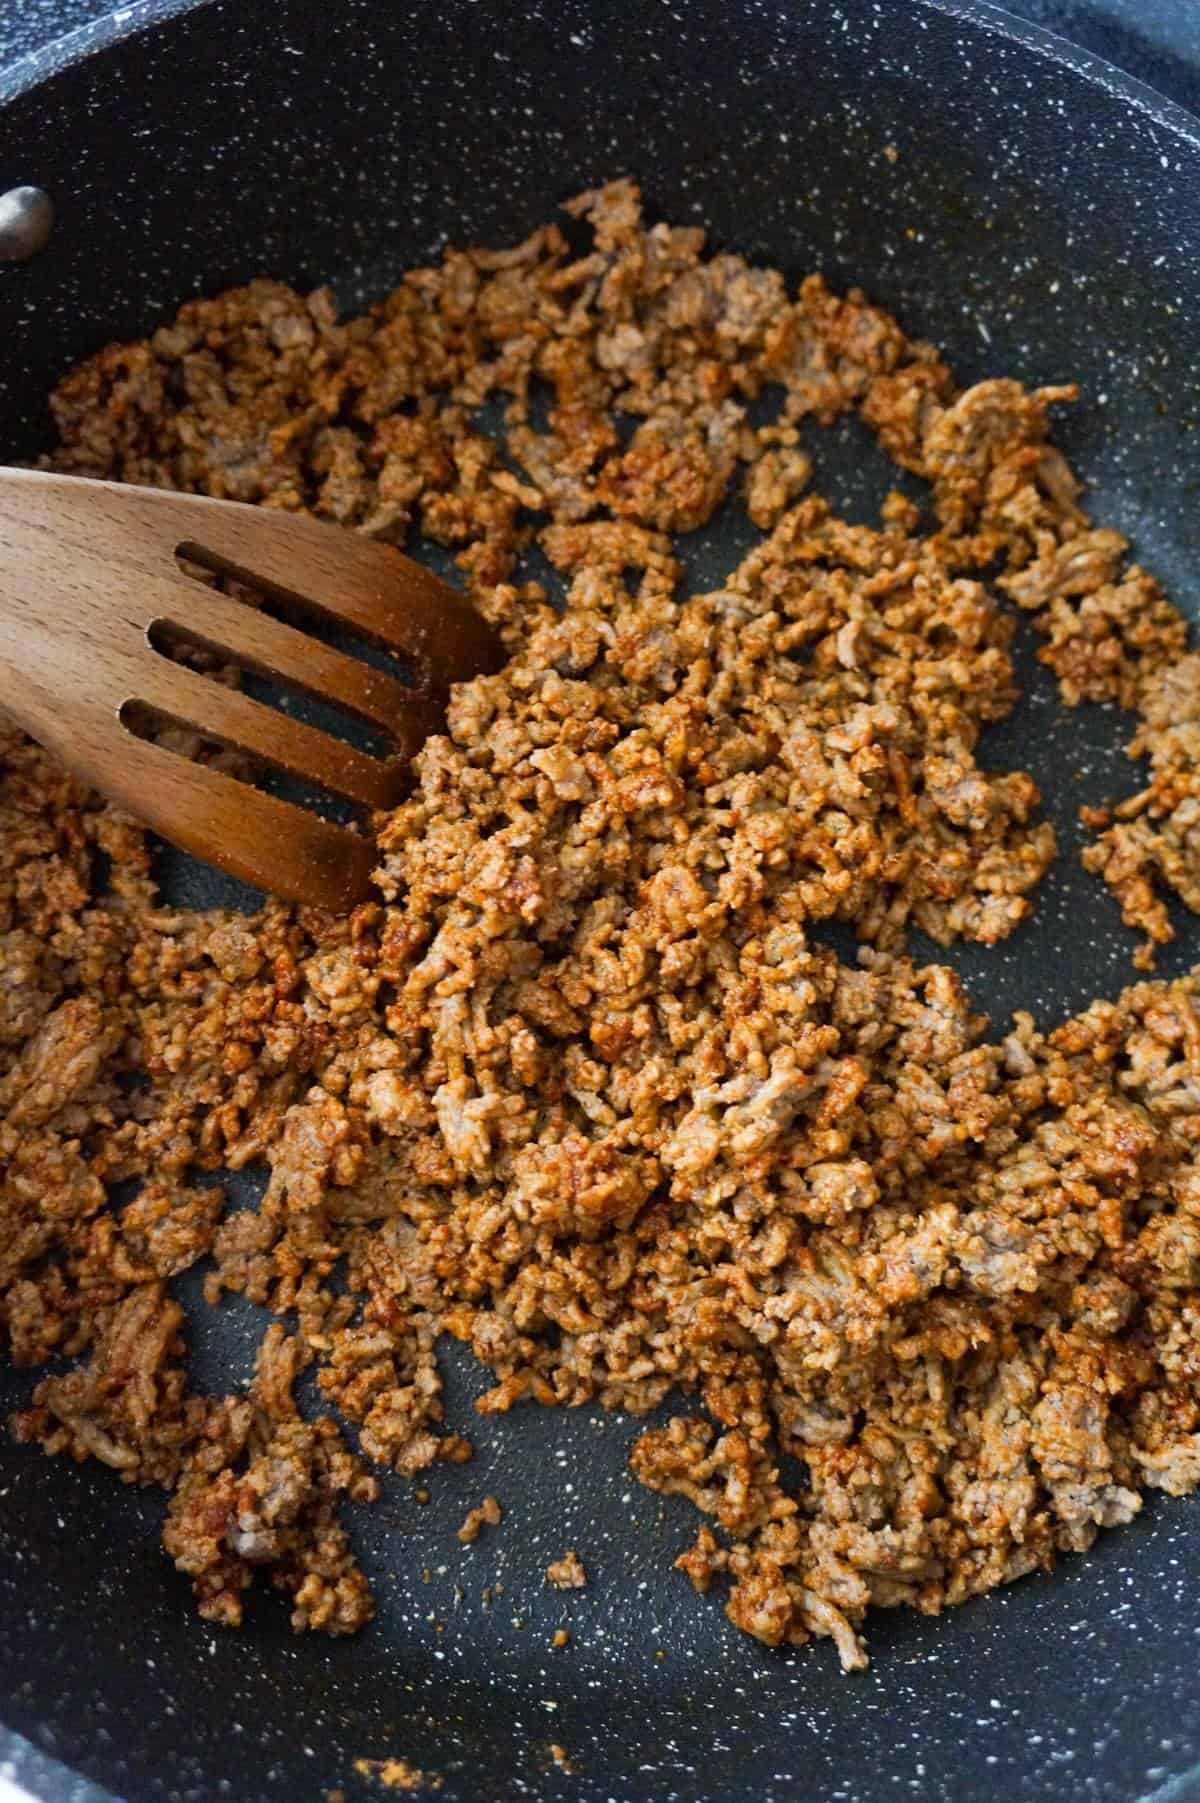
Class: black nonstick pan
2,1,1200,1798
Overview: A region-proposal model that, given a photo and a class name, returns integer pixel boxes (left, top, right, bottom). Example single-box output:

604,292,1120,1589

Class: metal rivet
0,186,53,263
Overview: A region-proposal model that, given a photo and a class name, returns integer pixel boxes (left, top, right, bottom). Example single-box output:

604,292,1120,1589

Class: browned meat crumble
353,1758,442,1793
546,1552,587,1591
456,1495,502,1545
4,180,1200,1669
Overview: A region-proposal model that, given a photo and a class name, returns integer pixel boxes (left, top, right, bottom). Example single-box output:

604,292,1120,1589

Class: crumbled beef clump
457,1495,502,1545
546,1552,586,1591
5,181,1200,1668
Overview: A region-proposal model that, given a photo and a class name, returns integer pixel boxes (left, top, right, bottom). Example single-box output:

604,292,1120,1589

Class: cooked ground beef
546,1552,587,1591
456,1495,502,1545
3,180,1200,1668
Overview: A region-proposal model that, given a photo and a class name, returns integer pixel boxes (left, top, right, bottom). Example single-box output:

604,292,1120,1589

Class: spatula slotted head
0,470,502,911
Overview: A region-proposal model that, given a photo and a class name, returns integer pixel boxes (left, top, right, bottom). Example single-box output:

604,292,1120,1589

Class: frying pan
2,1,1200,1798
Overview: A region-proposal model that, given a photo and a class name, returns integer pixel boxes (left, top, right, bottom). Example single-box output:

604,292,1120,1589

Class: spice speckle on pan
3,178,1200,1683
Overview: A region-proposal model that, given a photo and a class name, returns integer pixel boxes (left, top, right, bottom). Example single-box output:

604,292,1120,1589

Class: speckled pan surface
2,1,1200,1799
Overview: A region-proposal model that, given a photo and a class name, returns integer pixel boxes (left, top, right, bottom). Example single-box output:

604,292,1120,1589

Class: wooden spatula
0,468,501,910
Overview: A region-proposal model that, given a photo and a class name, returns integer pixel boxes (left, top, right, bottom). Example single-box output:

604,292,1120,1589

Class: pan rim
1,0,1200,157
